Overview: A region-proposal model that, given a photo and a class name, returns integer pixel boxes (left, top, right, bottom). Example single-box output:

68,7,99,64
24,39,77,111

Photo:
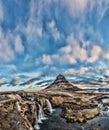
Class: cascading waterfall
34,102,47,130
46,99,54,114
34,122,40,130
34,99,54,130
37,103,47,123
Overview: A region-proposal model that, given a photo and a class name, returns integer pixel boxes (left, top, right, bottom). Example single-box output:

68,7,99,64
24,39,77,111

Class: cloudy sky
0,0,109,84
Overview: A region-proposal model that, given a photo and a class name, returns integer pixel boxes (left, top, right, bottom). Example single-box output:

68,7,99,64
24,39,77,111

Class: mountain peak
54,74,67,83
46,74,80,91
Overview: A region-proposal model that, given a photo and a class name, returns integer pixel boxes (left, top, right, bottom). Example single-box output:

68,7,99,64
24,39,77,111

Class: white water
98,99,109,117
34,100,54,130
34,123,40,130
34,103,47,130
37,103,47,123
46,99,54,114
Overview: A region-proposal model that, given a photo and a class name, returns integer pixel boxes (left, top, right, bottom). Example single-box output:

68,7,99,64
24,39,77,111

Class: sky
0,0,109,88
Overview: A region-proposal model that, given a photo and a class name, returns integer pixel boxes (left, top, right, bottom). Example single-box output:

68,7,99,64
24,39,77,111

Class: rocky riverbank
0,74,109,130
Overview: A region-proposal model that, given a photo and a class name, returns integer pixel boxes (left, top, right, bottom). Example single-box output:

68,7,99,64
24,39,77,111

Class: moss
64,107,100,123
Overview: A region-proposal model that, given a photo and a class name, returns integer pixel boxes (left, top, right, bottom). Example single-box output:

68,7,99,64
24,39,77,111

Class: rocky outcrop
64,107,100,123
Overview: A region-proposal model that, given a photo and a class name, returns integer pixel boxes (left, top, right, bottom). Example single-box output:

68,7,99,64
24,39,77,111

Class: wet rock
64,107,100,123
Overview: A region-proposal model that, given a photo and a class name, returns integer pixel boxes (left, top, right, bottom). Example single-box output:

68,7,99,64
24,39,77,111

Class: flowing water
46,99,54,114
34,99,55,130
34,103,47,130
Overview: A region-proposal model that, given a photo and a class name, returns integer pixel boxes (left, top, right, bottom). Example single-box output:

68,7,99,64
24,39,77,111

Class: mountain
46,74,80,91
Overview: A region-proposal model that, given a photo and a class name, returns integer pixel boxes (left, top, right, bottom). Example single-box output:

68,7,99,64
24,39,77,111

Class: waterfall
37,103,47,123
34,122,40,130
34,100,54,130
34,103,47,130
46,99,54,114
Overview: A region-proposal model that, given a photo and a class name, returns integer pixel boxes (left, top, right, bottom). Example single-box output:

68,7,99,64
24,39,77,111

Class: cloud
25,21,43,40
14,35,24,53
1,0,109,80
60,35,87,62
53,53,77,65
62,67,89,76
0,78,6,84
62,68,78,76
38,35,103,66
16,71,42,78
63,0,94,17
87,45,102,63
47,20,61,41
102,51,109,60
42,54,53,65
0,1,4,23
5,64,17,71
62,0,109,23
0,27,24,63
0,28,14,62
95,1,109,23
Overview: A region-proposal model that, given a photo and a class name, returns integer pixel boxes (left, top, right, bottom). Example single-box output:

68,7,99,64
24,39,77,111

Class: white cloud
87,45,102,63
16,71,42,78
48,20,61,41
61,35,87,62
5,64,17,71
51,53,77,65
62,68,77,76
16,21,43,43
0,78,6,84
26,22,42,38
42,54,53,65
63,0,94,16
0,27,24,63
67,35,104,63
14,35,24,53
0,1,4,22
57,53,77,65
95,1,109,22
62,54,77,64
62,67,89,76
0,28,15,62
38,35,103,66
102,51,109,60
62,0,109,22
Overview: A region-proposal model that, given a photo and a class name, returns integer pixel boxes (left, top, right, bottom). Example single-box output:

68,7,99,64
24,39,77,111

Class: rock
64,107,100,123
51,96,64,106
0,93,38,130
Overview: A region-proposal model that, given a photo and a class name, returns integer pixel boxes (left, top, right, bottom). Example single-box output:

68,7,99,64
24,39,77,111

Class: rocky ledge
0,74,109,130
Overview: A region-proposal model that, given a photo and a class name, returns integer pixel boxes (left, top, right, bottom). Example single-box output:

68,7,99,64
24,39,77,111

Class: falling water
34,122,40,130
37,103,47,123
34,100,54,130
46,99,54,114
34,103,47,130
